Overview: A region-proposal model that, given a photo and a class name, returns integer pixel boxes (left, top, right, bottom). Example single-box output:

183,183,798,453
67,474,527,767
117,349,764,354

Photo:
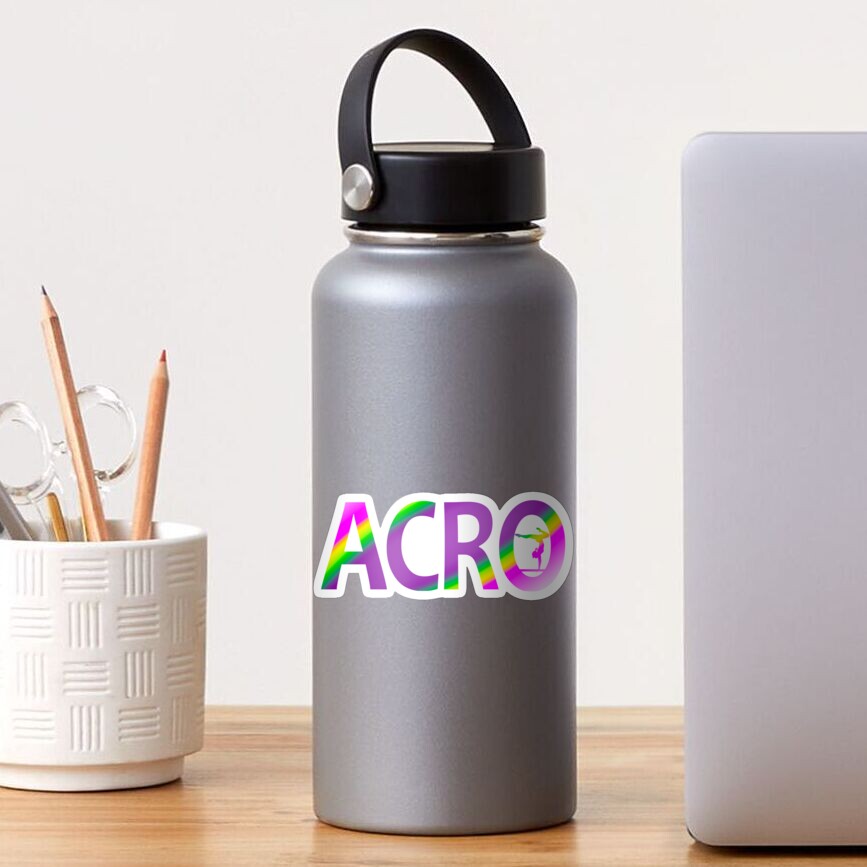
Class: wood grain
0,707,861,865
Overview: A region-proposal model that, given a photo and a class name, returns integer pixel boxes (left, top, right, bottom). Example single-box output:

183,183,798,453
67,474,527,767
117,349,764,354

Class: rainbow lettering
314,492,573,600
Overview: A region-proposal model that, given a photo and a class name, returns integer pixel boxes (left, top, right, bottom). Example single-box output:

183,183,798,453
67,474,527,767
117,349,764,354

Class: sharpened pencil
40,288,109,542
132,350,170,540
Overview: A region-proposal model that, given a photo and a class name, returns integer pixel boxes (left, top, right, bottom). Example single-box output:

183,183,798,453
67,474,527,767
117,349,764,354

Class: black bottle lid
338,29,545,230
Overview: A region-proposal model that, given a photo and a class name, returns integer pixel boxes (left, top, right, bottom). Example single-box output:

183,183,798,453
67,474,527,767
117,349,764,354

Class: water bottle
312,29,577,835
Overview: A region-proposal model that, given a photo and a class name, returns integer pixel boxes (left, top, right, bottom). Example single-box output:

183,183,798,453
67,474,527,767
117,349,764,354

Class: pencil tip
40,288,58,318
160,349,167,363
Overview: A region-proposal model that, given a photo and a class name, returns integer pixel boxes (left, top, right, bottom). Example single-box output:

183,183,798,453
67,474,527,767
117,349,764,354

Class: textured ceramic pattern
0,524,206,780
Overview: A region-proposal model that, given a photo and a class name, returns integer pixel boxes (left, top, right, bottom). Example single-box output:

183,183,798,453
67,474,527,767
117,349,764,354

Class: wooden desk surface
0,707,860,865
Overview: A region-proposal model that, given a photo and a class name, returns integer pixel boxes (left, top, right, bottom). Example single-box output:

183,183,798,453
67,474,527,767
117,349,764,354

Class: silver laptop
684,133,867,845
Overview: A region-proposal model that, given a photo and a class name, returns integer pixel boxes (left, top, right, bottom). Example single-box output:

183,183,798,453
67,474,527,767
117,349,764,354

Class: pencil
132,350,170,540
46,492,70,542
40,288,109,542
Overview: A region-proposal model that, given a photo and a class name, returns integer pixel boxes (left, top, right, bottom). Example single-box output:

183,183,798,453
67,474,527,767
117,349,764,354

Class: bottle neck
344,223,544,247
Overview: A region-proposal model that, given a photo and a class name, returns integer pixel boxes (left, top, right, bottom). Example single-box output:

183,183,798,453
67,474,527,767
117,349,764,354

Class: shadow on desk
690,845,867,863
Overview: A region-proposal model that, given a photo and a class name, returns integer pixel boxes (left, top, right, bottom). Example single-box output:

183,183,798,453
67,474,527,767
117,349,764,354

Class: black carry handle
338,29,532,209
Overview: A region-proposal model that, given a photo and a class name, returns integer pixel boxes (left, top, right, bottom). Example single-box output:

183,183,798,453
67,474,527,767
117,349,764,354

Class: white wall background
1,0,864,704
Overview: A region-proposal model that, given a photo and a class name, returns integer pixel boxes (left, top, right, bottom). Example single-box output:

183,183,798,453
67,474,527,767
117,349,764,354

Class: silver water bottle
312,29,577,835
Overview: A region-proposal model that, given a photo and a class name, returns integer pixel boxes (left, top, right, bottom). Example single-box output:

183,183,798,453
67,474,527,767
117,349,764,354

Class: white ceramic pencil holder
0,521,206,792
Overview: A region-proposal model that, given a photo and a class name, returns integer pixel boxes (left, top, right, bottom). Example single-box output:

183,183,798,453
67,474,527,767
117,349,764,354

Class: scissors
0,385,137,540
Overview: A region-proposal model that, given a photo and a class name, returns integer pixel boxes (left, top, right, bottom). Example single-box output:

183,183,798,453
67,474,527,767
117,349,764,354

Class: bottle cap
338,29,545,230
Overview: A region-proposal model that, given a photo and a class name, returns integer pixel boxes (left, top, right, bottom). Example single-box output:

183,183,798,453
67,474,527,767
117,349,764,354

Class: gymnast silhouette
514,526,551,571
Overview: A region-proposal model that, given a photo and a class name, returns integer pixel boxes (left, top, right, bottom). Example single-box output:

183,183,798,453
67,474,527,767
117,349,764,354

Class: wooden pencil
132,350,170,540
46,492,70,542
40,288,109,542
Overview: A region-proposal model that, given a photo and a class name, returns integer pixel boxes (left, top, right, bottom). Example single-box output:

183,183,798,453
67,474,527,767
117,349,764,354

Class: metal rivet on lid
341,164,375,211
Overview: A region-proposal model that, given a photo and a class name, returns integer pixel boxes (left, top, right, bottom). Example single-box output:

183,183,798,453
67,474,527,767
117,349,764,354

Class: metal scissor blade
0,483,33,541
